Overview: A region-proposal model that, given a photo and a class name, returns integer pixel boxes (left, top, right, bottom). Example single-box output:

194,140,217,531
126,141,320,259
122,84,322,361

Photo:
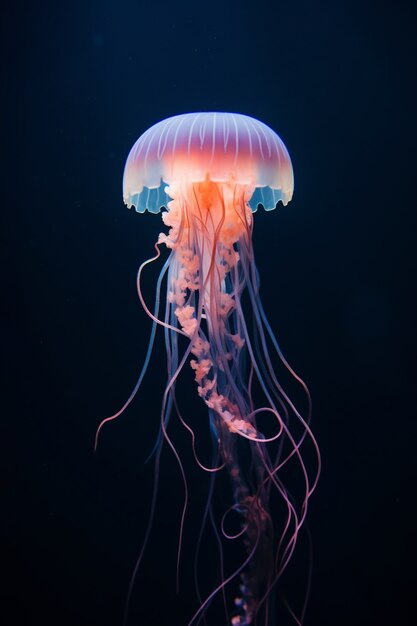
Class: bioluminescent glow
96,112,320,626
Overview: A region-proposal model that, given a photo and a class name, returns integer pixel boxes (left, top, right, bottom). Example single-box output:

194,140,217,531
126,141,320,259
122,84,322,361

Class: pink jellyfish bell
98,112,319,626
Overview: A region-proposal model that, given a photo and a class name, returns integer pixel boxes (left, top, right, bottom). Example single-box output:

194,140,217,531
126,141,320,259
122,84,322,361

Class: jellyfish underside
117,176,317,626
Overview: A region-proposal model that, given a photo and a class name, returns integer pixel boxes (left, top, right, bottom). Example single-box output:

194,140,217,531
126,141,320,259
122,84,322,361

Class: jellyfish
96,112,320,626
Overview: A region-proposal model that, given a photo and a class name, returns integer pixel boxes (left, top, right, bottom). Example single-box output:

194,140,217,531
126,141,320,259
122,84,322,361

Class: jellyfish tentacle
244,269,321,493
220,435,274,626
94,253,171,451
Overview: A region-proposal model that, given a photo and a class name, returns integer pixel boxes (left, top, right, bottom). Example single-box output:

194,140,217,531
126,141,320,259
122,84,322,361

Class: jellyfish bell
123,111,294,214
98,112,319,626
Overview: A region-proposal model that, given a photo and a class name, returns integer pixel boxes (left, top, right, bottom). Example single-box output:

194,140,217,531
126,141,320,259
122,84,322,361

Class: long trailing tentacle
94,252,171,451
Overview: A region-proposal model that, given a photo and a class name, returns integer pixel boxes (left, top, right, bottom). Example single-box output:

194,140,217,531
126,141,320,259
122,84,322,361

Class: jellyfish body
97,113,320,625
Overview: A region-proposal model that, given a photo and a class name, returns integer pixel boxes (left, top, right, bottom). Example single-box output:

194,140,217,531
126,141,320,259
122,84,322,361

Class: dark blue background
2,1,416,624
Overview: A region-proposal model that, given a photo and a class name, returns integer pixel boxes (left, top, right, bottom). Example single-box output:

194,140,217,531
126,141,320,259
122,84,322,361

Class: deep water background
2,1,416,625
